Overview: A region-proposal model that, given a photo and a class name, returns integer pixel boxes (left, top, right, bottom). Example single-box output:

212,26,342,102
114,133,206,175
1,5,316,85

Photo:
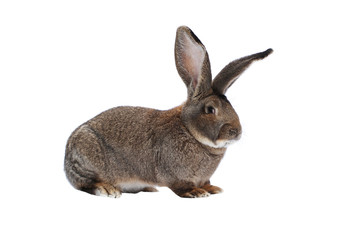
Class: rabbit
64,26,273,198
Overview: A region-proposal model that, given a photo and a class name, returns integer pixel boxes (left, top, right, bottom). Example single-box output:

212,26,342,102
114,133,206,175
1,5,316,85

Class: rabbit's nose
229,128,242,140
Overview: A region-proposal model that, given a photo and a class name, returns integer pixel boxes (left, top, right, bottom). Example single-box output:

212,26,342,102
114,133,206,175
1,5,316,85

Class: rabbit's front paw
202,184,223,195
184,188,210,198
172,187,210,198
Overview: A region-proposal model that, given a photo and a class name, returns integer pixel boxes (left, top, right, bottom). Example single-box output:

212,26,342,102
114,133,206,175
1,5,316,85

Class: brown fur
64,26,272,198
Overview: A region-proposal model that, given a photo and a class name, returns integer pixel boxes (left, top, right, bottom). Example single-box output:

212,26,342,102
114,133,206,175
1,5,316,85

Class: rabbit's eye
205,106,216,114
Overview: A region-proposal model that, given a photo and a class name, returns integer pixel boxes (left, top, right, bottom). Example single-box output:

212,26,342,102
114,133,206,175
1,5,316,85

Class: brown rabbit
64,26,273,198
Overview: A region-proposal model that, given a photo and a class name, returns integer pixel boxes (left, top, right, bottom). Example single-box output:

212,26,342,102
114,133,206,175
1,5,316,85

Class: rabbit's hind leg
65,125,118,197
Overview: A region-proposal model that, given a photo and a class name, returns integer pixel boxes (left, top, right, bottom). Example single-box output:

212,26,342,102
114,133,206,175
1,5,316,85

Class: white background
1,0,349,239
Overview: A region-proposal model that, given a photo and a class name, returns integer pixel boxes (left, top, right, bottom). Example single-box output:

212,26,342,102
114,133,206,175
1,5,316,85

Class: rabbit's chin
198,136,237,149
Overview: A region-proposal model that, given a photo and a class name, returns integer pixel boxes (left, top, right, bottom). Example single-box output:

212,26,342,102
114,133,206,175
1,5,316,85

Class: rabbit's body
65,105,225,197
64,26,272,198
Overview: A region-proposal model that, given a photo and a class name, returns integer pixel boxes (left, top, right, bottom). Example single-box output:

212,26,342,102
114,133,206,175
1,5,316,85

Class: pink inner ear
182,33,205,89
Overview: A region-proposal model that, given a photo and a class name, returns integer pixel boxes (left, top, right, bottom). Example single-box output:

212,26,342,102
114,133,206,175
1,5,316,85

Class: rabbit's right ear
212,49,273,95
175,26,212,99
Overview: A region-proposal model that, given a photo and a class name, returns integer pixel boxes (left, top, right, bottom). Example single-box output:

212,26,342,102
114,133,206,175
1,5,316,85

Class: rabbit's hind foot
94,183,121,198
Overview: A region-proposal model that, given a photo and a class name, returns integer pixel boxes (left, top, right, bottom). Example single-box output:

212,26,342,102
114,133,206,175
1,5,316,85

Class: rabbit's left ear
175,26,212,99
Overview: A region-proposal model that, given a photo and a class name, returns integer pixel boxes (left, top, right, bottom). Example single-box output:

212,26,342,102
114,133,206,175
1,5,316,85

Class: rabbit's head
175,26,272,148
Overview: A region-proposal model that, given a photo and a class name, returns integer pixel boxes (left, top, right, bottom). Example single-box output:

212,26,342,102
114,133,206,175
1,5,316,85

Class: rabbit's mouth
195,133,240,149
214,138,239,148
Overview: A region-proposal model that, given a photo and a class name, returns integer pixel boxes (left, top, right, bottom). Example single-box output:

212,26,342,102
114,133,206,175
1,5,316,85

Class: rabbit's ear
175,26,212,99
212,49,273,95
